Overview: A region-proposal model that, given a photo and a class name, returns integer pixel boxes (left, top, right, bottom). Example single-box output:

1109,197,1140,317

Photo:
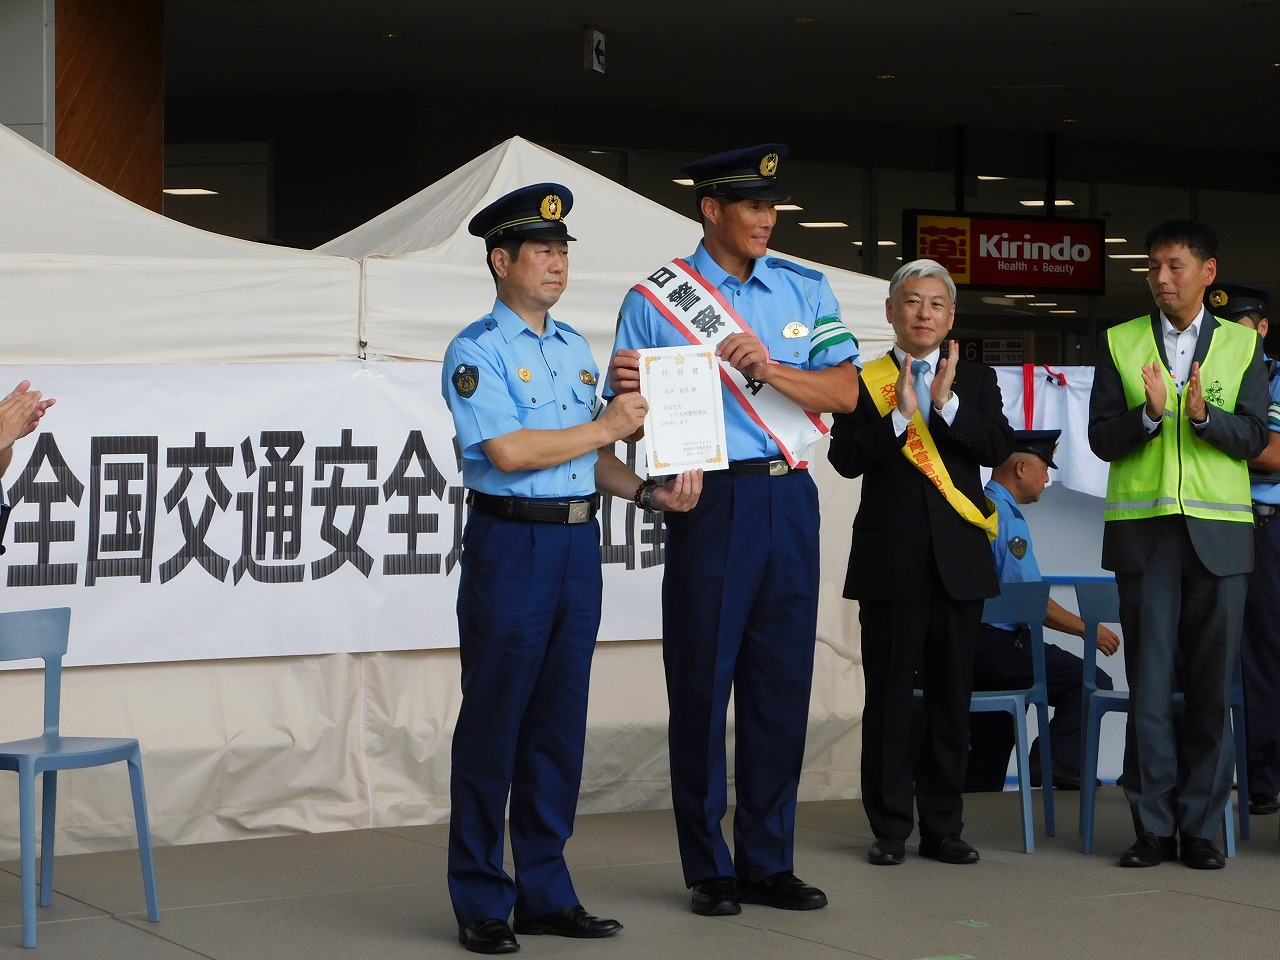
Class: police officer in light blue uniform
966,430,1117,792
1208,281,1280,816
607,144,860,917
442,183,701,955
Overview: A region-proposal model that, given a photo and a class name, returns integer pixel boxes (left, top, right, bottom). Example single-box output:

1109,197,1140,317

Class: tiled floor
1,787,1277,959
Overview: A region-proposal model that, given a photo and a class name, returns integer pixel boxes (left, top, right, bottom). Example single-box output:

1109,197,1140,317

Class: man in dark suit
829,258,1013,866
1088,220,1269,870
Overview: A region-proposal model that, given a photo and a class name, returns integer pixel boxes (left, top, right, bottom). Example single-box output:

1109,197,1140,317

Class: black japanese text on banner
0,363,667,666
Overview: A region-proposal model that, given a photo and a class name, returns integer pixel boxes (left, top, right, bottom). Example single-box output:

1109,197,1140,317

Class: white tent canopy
0,123,360,364
319,136,893,362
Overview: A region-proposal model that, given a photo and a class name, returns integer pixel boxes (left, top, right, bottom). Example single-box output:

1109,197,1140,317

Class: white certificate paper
637,345,729,476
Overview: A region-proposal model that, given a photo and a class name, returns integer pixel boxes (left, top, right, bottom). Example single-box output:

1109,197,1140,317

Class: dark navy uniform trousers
447,512,602,927
965,623,1114,791
1243,515,1280,797
660,468,819,887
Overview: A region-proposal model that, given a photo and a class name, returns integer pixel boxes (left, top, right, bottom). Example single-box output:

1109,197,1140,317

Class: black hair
1145,219,1219,264
484,237,525,286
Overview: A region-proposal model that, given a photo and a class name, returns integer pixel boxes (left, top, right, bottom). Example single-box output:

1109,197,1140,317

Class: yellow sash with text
862,353,998,541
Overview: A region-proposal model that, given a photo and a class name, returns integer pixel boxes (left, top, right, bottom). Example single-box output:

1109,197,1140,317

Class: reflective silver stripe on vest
1183,499,1252,514
1107,497,1178,511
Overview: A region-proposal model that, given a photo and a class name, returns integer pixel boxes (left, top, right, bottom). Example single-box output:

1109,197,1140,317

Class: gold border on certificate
637,345,729,476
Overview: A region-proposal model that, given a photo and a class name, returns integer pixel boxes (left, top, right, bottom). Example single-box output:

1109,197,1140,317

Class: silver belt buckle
768,460,789,477
567,500,592,524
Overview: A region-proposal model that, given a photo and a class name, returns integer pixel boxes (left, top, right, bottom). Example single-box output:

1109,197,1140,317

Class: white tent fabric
0,123,360,363
0,132,876,856
319,136,893,362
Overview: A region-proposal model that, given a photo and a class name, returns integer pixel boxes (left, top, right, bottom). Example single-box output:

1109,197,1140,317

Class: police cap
680,144,790,202
1012,429,1060,469
1205,281,1273,321
467,183,576,248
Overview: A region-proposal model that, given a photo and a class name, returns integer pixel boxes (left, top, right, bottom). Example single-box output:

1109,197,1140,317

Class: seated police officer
1207,281,1280,816
442,184,701,954
966,429,1118,792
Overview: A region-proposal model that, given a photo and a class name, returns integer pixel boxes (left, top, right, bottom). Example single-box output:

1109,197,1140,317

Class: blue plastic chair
972,580,1055,852
0,607,159,947
1074,579,1247,855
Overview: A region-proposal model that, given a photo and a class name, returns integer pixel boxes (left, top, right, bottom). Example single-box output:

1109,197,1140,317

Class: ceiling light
672,178,694,186
977,176,1006,181
775,204,804,211
163,188,219,196
877,240,897,246
1105,237,1127,243
1049,309,1077,314
1130,267,1148,273
1019,199,1075,207
1108,253,1148,259
380,31,401,39
1005,294,1036,298
798,221,849,228
874,74,896,80
1028,302,1057,307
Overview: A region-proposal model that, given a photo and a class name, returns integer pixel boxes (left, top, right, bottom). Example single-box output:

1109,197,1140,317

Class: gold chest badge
579,370,597,386
783,322,808,339
518,368,532,382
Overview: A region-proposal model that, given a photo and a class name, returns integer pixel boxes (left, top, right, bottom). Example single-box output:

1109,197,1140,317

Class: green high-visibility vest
1104,315,1254,524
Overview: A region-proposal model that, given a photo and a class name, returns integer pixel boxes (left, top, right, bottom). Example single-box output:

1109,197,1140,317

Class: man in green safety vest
1088,220,1269,871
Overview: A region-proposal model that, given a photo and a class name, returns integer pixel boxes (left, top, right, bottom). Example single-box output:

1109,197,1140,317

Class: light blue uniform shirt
611,242,860,460
1251,359,1280,505
986,479,1040,629
442,300,600,498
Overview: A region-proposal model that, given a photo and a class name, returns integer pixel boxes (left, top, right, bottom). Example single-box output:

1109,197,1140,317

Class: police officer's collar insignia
539,194,564,221
579,369,597,386
783,321,808,339
1209,288,1229,309
759,152,780,177
453,364,479,398
1009,537,1028,560
518,367,532,382
1204,379,1225,407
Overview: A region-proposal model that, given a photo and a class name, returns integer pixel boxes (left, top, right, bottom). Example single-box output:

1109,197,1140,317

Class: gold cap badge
539,194,563,221
1209,289,1228,308
759,152,780,177
518,368,532,382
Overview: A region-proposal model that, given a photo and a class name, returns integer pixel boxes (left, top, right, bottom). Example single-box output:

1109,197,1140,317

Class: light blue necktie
912,359,932,424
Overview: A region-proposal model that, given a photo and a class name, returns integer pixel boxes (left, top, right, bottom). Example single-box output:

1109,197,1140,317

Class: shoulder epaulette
457,317,499,341
766,257,825,282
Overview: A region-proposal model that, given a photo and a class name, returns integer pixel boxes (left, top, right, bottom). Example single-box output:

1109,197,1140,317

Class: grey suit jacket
1088,312,1269,576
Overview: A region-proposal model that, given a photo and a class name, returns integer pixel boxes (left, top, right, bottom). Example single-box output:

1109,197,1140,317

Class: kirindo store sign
903,210,1106,294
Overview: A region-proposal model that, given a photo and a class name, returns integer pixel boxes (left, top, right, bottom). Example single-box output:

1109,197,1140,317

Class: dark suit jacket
1088,312,1270,576
829,356,1015,603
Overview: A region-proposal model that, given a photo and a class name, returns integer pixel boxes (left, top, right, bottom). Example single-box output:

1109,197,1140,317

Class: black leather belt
728,459,802,477
467,491,598,524
1254,502,1278,525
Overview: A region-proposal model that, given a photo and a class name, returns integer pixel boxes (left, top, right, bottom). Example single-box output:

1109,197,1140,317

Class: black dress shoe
1119,833,1177,868
919,834,979,864
512,905,622,938
737,871,828,910
458,919,520,954
1029,756,1091,790
1249,793,1280,815
868,837,905,865
690,877,740,916
1180,837,1226,870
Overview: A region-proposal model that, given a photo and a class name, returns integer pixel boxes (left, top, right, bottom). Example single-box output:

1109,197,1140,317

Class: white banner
0,362,668,666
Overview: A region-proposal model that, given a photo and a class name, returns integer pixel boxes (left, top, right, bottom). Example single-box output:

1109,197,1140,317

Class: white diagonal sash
633,258,827,467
